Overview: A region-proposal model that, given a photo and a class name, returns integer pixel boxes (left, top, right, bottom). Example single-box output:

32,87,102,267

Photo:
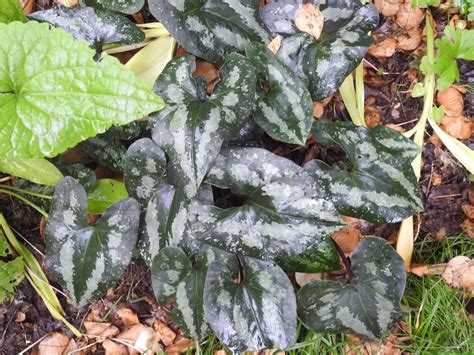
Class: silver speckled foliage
298,237,406,339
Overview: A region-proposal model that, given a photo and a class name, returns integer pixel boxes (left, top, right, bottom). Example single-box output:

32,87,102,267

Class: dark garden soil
0,1,473,354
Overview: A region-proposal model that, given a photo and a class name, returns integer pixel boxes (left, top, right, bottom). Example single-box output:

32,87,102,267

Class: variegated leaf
307,120,423,223
204,257,297,352
82,135,127,172
82,0,144,14
29,6,144,51
45,177,140,307
151,246,238,340
59,163,96,192
194,147,343,272
298,237,406,339
261,0,379,99
246,42,313,145
151,54,256,199
148,0,270,64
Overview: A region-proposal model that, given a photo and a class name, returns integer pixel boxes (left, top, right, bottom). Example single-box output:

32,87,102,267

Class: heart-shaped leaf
0,21,163,159
298,237,406,339
261,0,378,99
148,0,270,64
246,42,313,145
194,146,343,272
151,54,256,199
45,177,140,307
0,0,27,24
87,179,128,214
82,0,144,14
307,120,423,223
152,246,238,339
204,257,297,352
29,6,144,51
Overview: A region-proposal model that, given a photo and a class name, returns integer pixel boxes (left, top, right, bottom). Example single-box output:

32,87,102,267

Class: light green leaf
0,21,164,159
0,157,63,186
298,237,406,339
148,0,270,64
0,0,27,24
0,229,24,302
45,177,140,307
204,257,297,352
88,179,128,214
308,120,423,223
246,42,313,145
411,82,426,98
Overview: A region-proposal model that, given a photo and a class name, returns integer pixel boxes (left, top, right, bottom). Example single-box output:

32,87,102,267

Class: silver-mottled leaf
82,135,127,172
246,42,313,145
45,177,140,307
204,257,297,352
195,147,343,272
148,0,270,64
307,120,423,223
82,0,144,14
298,237,406,339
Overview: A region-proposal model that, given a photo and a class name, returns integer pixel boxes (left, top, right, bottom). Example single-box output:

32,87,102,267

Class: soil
1,2,473,354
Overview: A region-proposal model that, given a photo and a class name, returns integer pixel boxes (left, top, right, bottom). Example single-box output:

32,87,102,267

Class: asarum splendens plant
31,0,424,352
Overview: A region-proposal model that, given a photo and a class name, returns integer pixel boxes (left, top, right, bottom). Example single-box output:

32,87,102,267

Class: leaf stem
0,184,52,200
331,238,355,282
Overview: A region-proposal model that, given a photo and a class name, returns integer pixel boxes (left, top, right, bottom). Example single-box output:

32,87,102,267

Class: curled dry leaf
462,204,474,219
442,256,474,292
193,60,219,94
368,37,397,57
396,27,422,51
267,35,283,54
21,0,34,15
294,3,324,41
116,307,140,326
331,216,362,254
396,2,424,30
441,115,474,140
134,327,161,354
115,324,148,345
346,334,401,355
365,106,382,127
437,87,464,117
312,101,325,119
295,272,322,287
37,332,69,355
153,320,176,346
165,337,194,353
102,339,128,355
83,321,120,339
409,263,446,276
461,219,474,239
374,0,403,17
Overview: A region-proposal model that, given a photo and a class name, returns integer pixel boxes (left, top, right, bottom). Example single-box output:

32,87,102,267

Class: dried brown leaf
396,27,422,51
153,320,176,346
295,272,322,287
294,3,324,40
102,339,128,355
368,38,397,57
116,307,140,326
442,256,474,292
462,204,474,219
396,2,424,30
312,101,325,119
37,332,69,355
267,35,283,54
193,60,219,94
134,327,161,355
437,87,464,117
165,337,194,353
375,0,403,16
332,216,362,254
441,115,473,139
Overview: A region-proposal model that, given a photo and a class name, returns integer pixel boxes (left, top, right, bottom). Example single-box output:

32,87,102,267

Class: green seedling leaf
82,0,145,14
151,54,256,199
204,257,297,352
432,105,445,124
0,230,24,302
298,237,406,339
152,246,238,340
308,120,423,223
29,6,144,51
88,179,128,214
261,0,378,99
411,82,426,98
148,0,270,64
195,147,343,272
246,42,313,145
45,177,140,307
0,0,27,24
0,157,63,186
0,21,163,159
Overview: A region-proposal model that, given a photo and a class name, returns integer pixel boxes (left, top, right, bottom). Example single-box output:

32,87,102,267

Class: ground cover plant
0,0,473,353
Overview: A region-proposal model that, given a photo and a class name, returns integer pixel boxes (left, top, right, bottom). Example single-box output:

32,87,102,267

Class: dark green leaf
0,0,27,24
261,0,378,99
45,177,140,307
308,120,423,223
246,42,313,145
151,54,256,199
204,257,297,352
82,0,144,14
60,164,96,192
298,237,406,339
151,246,238,339
148,0,270,64
194,147,343,272
29,6,144,51
82,135,127,172
87,179,128,214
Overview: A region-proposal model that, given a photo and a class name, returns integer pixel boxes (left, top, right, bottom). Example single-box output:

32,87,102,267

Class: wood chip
294,3,324,40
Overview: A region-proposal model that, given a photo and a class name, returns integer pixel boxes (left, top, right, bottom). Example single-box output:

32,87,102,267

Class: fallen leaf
37,332,69,355
115,324,148,345
214,351,227,355
346,334,401,355
21,0,34,15
441,115,473,139
462,204,474,219
365,105,381,127
312,101,324,119
431,172,442,186
57,0,78,7
116,307,140,326
134,327,161,355
332,216,362,254
368,37,397,57
153,320,176,346
165,337,194,353
375,0,403,17
386,123,405,133
102,339,128,355
83,321,120,339
461,219,474,239
294,3,324,41
409,263,446,276
437,87,464,117
193,60,219,94
396,27,422,51
442,256,474,292
267,35,283,54
295,272,322,287
428,132,443,147
396,2,424,30
63,339,79,354
15,311,26,322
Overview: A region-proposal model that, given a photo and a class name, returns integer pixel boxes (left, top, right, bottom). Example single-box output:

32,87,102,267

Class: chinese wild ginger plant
0,0,426,352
